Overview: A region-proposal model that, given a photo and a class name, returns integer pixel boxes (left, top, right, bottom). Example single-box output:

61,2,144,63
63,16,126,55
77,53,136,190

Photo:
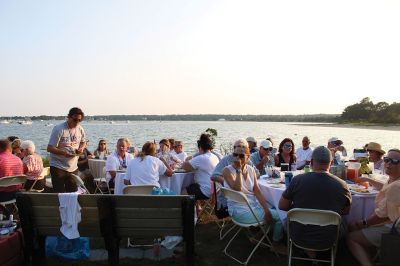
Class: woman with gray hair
20,140,44,191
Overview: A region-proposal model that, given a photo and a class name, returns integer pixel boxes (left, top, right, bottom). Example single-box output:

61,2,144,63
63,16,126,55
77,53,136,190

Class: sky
1,0,399,116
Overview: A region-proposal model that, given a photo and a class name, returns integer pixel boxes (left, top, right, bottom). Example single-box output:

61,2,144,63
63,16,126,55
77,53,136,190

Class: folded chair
0,175,27,215
123,184,157,247
287,208,341,266
221,187,276,265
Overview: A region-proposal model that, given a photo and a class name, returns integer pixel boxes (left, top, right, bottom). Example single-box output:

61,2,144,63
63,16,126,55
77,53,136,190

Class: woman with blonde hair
20,140,44,191
124,142,173,187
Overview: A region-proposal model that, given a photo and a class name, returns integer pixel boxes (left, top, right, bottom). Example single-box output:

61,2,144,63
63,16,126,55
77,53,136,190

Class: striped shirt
0,151,24,192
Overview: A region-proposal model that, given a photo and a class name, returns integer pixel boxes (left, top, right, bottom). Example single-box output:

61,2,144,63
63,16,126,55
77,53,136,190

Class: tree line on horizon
1,97,398,124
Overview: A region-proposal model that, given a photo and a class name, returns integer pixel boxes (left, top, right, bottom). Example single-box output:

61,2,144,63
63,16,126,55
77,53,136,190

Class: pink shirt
23,154,43,181
0,151,24,192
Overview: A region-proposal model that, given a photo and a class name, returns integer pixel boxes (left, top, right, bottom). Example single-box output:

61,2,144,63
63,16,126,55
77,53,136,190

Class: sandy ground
294,123,400,131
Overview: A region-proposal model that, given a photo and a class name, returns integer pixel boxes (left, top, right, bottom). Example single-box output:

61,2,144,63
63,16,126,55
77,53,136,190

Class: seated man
250,139,275,176
0,139,24,202
327,137,346,164
279,146,352,251
296,136,313,170
246,136,258,154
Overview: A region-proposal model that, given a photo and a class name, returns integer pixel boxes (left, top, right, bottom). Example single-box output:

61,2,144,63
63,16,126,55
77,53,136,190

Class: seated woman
12,138,23,159
20,140,44,191
105,138,135,189
124,142,173,187
93,139,110,160
183,133,219,199
347,148,400,266
223,145,284,249
364,142,385,173
157,139,180,169
274,138,296,170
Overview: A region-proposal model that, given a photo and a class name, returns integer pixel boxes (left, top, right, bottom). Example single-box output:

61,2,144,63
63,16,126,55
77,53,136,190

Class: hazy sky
1,0,399,116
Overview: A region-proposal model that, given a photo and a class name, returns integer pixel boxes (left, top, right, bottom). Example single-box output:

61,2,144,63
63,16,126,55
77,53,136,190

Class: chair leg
288,241,293,266
219,220,236,240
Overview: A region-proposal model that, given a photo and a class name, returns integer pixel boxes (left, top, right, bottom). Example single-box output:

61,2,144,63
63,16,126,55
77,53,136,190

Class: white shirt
170,150,187,162
296,147,313,169
188,151,219,198
124,156,166,187
105,151,134,181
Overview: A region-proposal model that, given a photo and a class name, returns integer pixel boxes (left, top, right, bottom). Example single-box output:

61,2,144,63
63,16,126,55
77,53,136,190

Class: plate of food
348,184,376,195
174,169,187,173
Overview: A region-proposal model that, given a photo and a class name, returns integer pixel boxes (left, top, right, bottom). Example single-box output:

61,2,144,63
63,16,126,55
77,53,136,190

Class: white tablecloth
159,172,195,195
258,179,377,224
114,172,195,195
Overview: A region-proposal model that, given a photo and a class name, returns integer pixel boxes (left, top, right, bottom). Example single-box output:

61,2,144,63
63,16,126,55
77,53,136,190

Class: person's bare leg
347,230,375,266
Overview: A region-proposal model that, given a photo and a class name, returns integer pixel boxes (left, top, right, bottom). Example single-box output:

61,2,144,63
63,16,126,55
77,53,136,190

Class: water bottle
304,165,310,173
285,172,293,187
153,238,161,260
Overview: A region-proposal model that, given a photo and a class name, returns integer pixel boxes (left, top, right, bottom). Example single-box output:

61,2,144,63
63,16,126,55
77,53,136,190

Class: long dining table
114,171,195,195
258,178,377,224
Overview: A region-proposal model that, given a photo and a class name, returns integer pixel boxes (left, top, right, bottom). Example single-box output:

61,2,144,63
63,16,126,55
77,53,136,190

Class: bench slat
32,206,182,219
36,227,183,238
28,193,187,208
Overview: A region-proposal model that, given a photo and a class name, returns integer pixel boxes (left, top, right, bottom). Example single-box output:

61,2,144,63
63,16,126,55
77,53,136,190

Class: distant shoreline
292,123,400,131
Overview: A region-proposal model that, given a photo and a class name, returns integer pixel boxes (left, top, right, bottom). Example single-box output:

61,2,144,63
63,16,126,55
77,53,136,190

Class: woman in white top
183,133,219,200
223,146,284,245
124,142,173,187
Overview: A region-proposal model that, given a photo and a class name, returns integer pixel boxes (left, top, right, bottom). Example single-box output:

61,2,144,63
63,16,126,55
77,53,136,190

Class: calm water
1,121,398,157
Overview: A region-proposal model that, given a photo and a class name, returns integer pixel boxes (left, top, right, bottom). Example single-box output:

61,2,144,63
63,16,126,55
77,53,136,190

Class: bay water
1,120,398,157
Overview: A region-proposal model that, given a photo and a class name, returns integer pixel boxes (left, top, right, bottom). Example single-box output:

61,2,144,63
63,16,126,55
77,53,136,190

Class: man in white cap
250,139,275,176
246,136,258,154
296,136,313,170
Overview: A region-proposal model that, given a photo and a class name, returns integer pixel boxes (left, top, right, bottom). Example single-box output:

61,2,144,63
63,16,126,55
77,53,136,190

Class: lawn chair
28,167,50,192
221,187,275,265
88,159,109,194
213,182,236,240
123,184,157,248
123,184,156,195
287,208,341,266
71,174,90,194
0,175,27,215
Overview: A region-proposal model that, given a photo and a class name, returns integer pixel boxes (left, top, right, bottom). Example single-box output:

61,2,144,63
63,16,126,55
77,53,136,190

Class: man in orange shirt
0,139,23,202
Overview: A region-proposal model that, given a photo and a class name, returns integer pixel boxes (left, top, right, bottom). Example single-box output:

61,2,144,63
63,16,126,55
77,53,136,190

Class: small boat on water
0,120,10,124
17,120,33,125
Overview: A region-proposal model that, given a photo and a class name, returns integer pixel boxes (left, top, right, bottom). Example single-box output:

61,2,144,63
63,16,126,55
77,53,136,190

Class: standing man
250,139,275,176
47,107,87,192
296,136,313,170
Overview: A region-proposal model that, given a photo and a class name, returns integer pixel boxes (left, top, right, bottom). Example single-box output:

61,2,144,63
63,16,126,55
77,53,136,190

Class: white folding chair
0,175,27,214
123,184,156,247
88,159,109,194
220,187,276,265
71,174,90,194
28,167,50,192
123,184,156,195
287,208,341,266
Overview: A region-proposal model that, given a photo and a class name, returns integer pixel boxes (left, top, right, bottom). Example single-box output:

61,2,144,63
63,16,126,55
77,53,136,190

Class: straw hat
364,142,385,155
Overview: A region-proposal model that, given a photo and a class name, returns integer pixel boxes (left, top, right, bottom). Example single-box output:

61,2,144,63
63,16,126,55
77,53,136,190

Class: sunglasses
383,157,400,165
72,118,82,123
263,147,273,152
283,144,292,149
233,153,245,159
100,143,106,145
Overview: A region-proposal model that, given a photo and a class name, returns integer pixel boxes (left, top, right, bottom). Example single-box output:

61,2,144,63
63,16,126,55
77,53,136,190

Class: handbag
381,218,400,266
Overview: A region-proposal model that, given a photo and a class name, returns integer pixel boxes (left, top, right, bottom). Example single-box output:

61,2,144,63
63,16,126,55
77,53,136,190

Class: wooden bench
16,193,195,266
